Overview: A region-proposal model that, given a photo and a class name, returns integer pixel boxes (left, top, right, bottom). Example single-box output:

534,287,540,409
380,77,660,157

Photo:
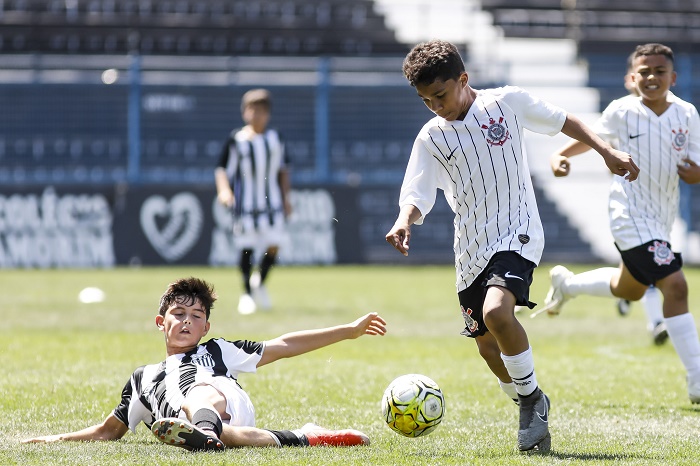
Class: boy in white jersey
615,51,667,345
215,89,292,315
23,277,387,451
385,40,638,453
542,43,700,403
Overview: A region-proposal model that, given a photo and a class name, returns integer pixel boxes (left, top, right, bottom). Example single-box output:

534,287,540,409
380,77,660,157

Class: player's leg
237,247,257,314
475,332,518,404
655,269,700,403
153,384,227,451
479,253,550,452
639,286,667,345
251,244,278,310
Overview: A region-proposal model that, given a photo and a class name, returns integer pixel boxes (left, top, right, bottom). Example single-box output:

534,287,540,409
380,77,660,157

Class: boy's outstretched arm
22,413,128,444
385,204,423,256
257,313,387,367
560,114,640,181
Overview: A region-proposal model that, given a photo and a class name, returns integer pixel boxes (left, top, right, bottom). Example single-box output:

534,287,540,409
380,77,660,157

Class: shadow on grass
534,450,662,462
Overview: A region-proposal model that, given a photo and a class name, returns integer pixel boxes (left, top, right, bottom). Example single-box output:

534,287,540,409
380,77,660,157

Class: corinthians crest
481,117,511,146
460,305,479,336
648,240,675,266
672,127,689,152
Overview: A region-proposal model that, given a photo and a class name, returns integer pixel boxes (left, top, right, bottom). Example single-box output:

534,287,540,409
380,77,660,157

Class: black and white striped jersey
217,127,288,230
594,93,700,250
399,86,567,291
113,338,263,432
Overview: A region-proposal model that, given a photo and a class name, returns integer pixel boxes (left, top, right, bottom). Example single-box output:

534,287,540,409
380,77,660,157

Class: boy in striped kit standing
215,89,292,315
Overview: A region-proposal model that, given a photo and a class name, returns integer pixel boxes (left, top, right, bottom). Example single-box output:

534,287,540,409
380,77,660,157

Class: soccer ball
381,374,445,437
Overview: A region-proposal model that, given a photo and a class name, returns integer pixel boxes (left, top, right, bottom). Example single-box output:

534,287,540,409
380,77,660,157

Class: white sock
498,379,518,402
665,313,700,380
501,347,538,397
564,267,616,298
641,287,663,331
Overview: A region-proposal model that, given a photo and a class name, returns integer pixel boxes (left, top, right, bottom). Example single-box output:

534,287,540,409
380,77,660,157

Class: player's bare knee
482,306,511,333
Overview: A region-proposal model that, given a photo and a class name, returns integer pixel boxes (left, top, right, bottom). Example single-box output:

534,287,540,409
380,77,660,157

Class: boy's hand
385,223,411,256
550,154,571,177
217,189,235,208
349,312,387,338
678,158,700,184
602,148,640,181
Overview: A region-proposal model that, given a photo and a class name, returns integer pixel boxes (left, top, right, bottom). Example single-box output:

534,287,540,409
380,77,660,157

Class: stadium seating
480,0,700,54
0,0,408,56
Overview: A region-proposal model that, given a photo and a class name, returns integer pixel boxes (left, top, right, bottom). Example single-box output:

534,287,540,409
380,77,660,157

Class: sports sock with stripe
501,346,538,397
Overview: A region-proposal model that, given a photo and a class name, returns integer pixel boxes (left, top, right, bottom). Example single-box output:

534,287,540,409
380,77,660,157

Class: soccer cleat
688,377,700,404
237,293,257,315
617,299,631,317
517,389,551,452
298,423,370,447
651,321,668,346
151,418,225,452
531,265,573,318
250,272,272,310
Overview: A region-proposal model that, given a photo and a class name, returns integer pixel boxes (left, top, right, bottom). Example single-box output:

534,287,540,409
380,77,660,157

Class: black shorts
617,240,683,286
457,251,536,339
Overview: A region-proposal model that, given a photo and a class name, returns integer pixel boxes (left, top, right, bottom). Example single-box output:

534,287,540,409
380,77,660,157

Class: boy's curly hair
633,43,674,64
158,277,217,319
402,40,465,87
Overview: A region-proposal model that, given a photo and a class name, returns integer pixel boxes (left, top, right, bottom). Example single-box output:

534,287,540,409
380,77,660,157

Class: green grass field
3,264,700,465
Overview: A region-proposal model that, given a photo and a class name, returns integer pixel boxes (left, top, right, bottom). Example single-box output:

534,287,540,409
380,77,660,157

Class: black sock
259,251,277,283
240,249,254,294
266,429,306,447
191,409,222,438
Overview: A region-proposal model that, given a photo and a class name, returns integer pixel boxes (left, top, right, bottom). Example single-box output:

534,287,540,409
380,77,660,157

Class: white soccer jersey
113,338,264,432
594,93,700,250
218,128,287,233
399,86,567,291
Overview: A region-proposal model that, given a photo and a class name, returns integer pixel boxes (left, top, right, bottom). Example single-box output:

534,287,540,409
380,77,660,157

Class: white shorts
234,213,288,251
184,377,257,427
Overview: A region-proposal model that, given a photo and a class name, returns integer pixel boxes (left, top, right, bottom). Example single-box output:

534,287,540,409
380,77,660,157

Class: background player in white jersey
384,39,638,453
23,277,387,451
215,89,292,315
608,52,668,345
542,43,700,402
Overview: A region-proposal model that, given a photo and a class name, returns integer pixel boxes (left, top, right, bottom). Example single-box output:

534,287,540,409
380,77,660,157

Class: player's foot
533,265,573,318
250,272,272,310
616,299,631,316
651,321,668,346
517,388,550,452
237,293,257,315
298,423,370,447
152,418,225,452
687,377,700,404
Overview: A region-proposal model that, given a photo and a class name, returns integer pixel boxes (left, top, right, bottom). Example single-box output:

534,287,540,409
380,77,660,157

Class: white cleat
237,293,257,315
250,271,272,310
531,265,573,318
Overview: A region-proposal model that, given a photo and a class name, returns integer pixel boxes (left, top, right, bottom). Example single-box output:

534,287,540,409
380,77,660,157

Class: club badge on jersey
648,240,675,266
671,127,689,152
480,117,511,147
460,305,479,336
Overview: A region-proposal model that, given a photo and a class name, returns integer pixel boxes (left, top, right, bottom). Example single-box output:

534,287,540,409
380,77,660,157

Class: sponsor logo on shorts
505,271,524,281
648,240,675,266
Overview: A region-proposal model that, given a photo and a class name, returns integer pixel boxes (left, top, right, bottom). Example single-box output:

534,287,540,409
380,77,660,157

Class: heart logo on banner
140,193,203,262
